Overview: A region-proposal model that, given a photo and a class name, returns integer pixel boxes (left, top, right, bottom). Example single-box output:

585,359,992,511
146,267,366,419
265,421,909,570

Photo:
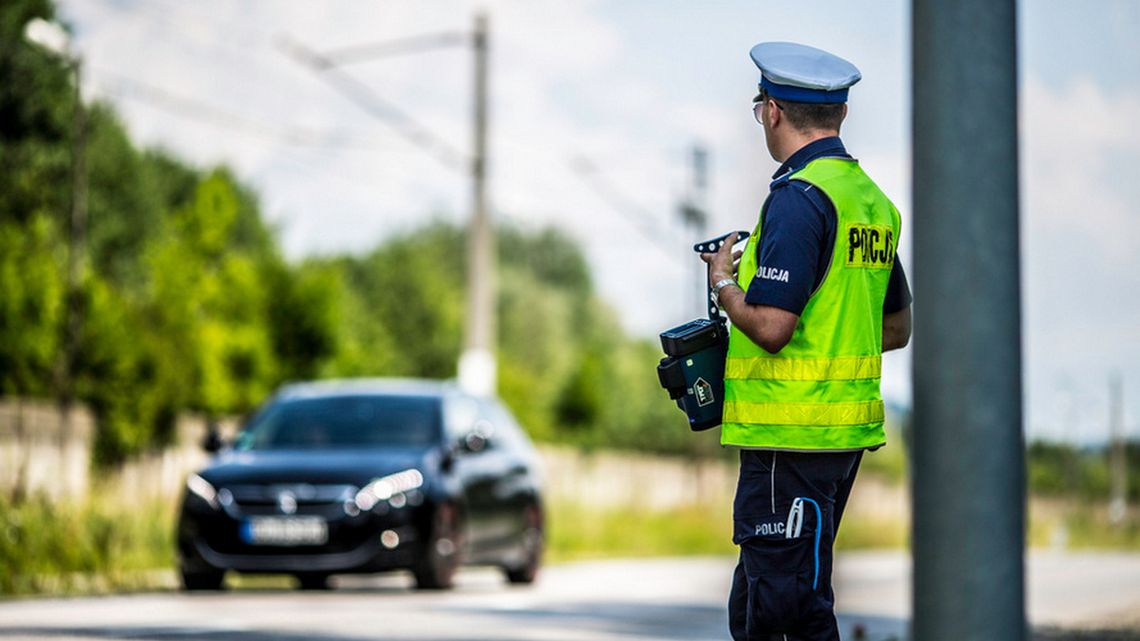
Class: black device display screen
234,395,441,450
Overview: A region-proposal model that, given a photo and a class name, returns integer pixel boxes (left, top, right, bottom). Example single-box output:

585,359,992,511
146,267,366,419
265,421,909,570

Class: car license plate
241,517,328,546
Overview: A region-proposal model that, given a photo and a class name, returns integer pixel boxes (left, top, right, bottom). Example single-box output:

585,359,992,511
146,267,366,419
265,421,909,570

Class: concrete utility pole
911,1,1025,640
1109,373,1127,524
458,12,495,397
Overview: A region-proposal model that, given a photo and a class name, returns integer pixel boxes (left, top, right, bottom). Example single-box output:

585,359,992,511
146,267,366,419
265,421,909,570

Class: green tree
76,273,182,463
342,223,466,379
146,172,277,416
0,0,73,232
0,216,64,397
84,105,165,287
268,260,342,382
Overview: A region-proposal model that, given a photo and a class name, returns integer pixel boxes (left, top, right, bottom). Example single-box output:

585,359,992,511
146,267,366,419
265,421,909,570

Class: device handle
693,230,750,255
695,231,750,320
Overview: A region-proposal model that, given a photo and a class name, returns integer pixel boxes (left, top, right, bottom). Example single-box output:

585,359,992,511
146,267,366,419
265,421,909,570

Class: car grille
198,483,388,556
225,483,357,517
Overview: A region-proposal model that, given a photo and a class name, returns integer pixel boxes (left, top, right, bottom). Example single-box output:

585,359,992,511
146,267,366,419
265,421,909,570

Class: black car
176,379,544,591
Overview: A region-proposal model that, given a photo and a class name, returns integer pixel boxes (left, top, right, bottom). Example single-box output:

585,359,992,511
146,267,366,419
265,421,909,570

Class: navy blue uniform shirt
744,136,912,315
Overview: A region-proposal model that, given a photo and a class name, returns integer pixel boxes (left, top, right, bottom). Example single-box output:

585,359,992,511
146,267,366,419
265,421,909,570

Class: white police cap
750,42,861,104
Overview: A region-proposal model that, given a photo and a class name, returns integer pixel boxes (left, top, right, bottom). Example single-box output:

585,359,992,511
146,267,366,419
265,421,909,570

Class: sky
53,0,1140,444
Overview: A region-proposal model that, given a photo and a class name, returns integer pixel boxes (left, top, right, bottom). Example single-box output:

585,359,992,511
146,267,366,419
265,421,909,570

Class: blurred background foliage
1028,441,1140,501
0,0,685,467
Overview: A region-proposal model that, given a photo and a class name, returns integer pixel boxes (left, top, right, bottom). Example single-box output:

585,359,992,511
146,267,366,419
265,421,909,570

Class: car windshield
233,395,441,450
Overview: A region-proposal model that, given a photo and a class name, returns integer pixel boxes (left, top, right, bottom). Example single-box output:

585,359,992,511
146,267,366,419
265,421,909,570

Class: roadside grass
834,514,909,550
1029,498,1140,550
544,493,910,561
1035,630,1140,641
0,491,176,596
545,499,736,562
2,475,1136,598
859,435,909,484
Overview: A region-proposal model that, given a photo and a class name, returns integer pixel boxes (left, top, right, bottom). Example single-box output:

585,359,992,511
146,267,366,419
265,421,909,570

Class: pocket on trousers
741,536,813,636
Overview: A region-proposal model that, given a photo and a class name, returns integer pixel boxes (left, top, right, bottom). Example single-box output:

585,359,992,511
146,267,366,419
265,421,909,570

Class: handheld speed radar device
656,231,750,431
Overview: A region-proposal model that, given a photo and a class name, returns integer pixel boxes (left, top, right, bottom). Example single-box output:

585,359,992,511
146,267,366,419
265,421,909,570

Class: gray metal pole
911,1,1025,640
460,13,495,396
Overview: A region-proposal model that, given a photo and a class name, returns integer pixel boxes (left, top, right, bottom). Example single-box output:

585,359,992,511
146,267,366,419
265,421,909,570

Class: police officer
702,42,913,640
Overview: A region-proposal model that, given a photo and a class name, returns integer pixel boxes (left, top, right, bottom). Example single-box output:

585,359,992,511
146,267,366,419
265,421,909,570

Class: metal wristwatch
711,278,740,309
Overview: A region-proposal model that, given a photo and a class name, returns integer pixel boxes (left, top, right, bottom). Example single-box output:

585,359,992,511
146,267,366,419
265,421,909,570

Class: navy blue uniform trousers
728,450,862,641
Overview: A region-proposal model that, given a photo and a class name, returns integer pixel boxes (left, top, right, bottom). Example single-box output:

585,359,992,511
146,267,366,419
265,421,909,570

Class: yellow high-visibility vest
722,157,901,450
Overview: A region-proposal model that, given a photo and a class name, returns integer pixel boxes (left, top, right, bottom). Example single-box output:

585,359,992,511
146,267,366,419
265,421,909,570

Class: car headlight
355,469,424,511
186,473,221,510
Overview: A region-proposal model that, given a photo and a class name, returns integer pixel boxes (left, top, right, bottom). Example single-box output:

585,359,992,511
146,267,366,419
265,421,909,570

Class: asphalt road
0,552,1138,641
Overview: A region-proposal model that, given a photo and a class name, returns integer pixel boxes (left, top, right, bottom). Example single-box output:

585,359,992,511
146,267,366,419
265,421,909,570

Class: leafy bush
0,492,175,595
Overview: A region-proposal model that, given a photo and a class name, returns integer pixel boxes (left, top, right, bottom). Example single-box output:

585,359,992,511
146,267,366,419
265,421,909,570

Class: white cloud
1020,76,1140,443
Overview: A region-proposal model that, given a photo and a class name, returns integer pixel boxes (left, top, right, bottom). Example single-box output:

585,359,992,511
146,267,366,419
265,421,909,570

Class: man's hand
882,306,911,352
700,231,744,285
700,231,798,354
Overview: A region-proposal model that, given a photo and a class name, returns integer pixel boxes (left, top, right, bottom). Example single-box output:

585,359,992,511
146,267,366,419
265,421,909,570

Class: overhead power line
319,32,472,67
276,34,469,172
93,70,390,151
569,154,677,256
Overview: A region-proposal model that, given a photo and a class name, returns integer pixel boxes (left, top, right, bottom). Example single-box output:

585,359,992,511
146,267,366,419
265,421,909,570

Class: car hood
198,448,435,488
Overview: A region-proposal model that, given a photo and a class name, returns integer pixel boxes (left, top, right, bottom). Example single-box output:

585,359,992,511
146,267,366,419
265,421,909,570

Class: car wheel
180,567,225,591
414,502,463,590
296,573,331,590
504,503,543,585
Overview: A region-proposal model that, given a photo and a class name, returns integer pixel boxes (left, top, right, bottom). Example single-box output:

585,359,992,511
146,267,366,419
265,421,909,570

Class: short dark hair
781,101,846,133
758,88,846,133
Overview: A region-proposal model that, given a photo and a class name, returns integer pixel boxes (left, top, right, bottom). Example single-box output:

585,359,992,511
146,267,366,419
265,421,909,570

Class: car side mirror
439,444,456,473
202,428,224,454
